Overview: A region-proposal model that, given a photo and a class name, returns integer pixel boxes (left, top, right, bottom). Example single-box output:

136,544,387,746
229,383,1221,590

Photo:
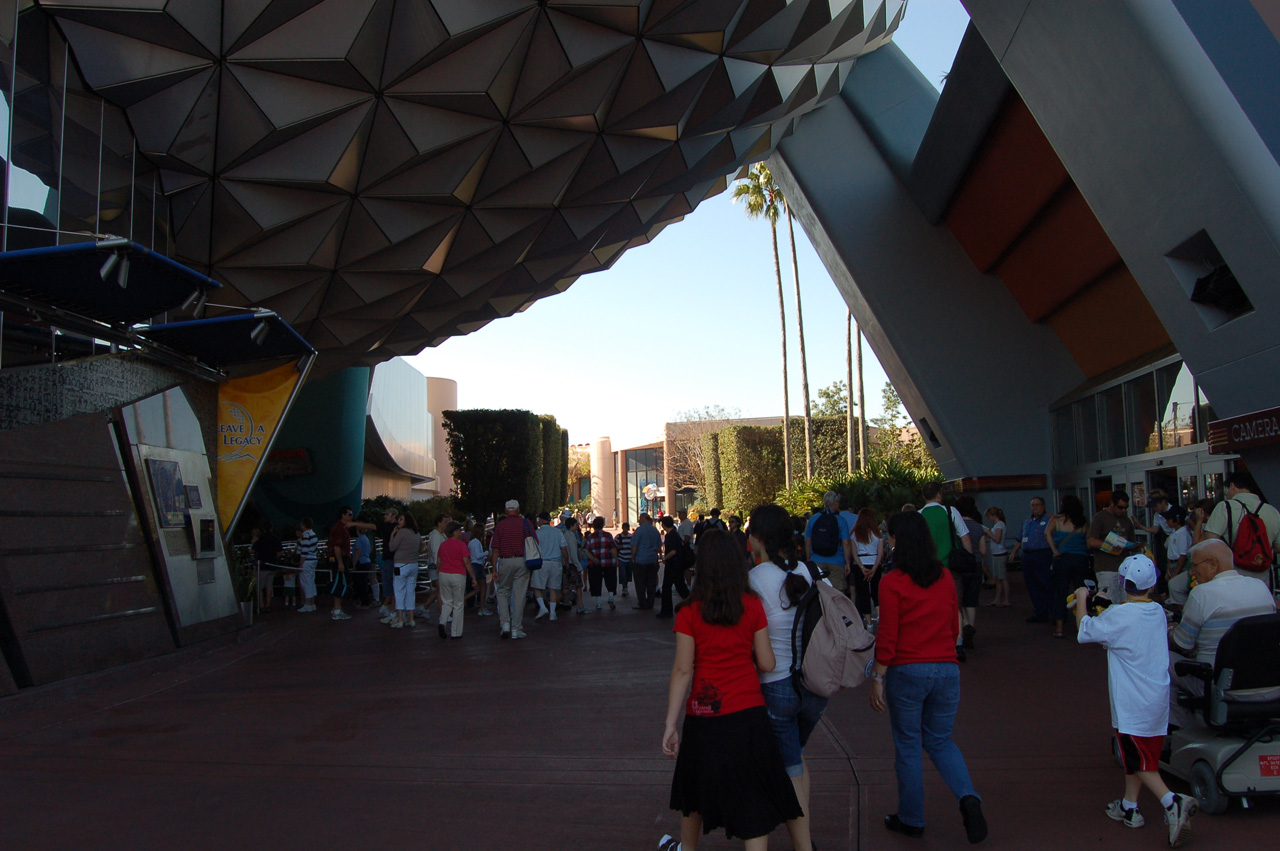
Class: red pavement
2,575,1278,850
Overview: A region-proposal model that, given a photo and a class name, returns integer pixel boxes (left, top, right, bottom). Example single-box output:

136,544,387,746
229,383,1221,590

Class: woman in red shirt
869,510,987,844
436,522,473,639
661,529,801,850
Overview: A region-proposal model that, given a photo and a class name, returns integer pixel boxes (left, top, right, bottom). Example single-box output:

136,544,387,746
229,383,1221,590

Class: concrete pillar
591,436,614,522
425,377,457,496
771,47,1082,481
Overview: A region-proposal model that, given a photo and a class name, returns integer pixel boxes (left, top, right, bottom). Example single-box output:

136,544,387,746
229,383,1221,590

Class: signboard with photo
146,459,187,528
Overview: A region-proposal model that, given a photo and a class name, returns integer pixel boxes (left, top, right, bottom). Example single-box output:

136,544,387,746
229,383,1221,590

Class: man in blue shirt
805,491,852,593
630,513,663,611
1018,496,1054,623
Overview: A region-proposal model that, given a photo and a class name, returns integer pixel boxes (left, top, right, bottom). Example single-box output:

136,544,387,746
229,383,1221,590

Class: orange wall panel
993,187,1122,322
1045,267,1172,378
944,97,1069,272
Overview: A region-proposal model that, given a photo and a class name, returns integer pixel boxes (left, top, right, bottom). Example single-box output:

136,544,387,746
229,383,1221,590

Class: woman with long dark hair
661,528,801,850
385,512,422,629
869,511,986,844
1046,494,1089,639
747,504,828,851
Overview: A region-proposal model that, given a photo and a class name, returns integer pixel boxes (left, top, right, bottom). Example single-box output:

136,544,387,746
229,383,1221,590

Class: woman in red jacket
869,510,987,844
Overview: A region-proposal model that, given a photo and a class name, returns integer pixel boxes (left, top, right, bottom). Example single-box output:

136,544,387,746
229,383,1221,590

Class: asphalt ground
2,572,1277,849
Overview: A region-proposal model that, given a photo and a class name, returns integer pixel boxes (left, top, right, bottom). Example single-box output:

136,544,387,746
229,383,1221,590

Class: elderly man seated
1167,539,1277,728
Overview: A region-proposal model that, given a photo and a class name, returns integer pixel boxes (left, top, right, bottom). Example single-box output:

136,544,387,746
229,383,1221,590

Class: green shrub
719,425,787,517
443,409,547,515
405,495,465,531
787,415,858,480
701,431,722,509
774,456,935,518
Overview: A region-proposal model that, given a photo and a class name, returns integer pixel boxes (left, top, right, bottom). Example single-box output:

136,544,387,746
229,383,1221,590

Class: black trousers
658,560,690,616
633,562,658,608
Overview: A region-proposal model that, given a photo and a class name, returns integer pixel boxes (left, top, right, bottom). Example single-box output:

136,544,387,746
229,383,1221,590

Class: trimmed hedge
701,431,722,509
786,415,857,480
443,409,565,516
718,425,787,518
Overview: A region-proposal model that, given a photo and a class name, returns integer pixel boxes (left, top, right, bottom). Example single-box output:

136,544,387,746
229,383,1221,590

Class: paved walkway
2,576,1277,849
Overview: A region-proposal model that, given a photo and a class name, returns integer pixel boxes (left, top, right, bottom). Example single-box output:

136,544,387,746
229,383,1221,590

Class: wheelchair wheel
1190,759,1228,814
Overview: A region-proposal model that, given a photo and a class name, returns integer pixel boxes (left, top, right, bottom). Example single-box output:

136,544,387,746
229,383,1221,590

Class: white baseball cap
505,499,519,511
1119,553,1157,591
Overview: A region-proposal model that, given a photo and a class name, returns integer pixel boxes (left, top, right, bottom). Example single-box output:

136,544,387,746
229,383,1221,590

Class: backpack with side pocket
809,511,842,557
1226,499,1274,573
789,563,876,697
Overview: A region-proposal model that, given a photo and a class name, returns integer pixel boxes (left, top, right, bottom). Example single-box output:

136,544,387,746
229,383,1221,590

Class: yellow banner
217,362,304,529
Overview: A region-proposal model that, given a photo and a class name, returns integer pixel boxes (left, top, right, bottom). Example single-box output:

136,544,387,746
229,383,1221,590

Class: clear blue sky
408,0,972,451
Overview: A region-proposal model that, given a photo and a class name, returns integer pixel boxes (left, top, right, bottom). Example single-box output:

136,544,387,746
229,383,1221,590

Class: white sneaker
378,605,392,617
331,610,351,620
1165,794,1198,848
535,608,548,620
297,604,317,613
500,624,511,637
549,609,557,621
380,615,397,624
596,600,602,610
1106,800,1145,828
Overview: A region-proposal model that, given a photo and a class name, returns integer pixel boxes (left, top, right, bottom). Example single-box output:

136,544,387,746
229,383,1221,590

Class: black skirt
669,705,802,840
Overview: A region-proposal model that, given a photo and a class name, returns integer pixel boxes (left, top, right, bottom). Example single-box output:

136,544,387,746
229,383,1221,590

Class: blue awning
142,313,315,367
0,239,218,326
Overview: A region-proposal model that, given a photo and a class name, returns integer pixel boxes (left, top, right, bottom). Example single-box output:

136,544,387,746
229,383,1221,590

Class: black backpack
810,511,842,557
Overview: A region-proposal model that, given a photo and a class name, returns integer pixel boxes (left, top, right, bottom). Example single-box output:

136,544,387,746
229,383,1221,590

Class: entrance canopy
0,239,218,326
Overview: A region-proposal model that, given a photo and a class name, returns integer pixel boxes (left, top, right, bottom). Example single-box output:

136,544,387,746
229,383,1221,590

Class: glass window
1179,474,1199,509
1052,407,1075,470
1196,384,1216,444
1097,384,1126,459
1155,362,1196,450
1204,472,1224,503
1124,374,1159,454
1073,396,1099,465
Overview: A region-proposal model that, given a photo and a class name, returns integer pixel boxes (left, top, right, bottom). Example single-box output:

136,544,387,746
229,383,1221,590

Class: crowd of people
244,470,1280,850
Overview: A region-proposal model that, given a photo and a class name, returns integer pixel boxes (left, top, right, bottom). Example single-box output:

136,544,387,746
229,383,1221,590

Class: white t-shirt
854,534,880,565
1165,526,1192,567
427,528,447,565
749,560,823,684
1077,600,1170,736
987,520,1007,555
537,525,566,563
677,519,694,541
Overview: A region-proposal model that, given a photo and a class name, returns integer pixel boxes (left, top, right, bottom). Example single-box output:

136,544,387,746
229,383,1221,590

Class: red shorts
1116,731,1164,774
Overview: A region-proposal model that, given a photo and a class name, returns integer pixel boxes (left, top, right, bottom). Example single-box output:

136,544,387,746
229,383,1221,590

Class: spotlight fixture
249,319,269,346
181,288,208,318
99,253,120,281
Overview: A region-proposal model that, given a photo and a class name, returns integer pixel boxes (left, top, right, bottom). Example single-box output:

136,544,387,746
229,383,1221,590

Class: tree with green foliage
868,382,938,473
732,162,792,488
814,379,849,417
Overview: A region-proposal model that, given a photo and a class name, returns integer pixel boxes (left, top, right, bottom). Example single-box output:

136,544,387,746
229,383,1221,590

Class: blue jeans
761,676,829,776
885,662,978,828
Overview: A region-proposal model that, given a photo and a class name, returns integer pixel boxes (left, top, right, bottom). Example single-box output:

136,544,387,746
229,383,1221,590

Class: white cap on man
505,499,519,511
1119,554,1157,591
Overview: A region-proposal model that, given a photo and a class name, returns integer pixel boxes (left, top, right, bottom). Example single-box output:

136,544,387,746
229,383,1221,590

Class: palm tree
846,312,855,473
854,313,868,471
732,163,791,488
784,197,813,478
